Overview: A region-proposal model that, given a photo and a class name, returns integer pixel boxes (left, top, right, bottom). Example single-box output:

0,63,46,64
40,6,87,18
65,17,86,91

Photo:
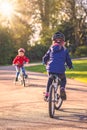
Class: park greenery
0,0,87,65
25,59,87,83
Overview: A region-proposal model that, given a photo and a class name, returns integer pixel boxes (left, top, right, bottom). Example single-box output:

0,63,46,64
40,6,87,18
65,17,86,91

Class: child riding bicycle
42,31,73,101
13,48,30,81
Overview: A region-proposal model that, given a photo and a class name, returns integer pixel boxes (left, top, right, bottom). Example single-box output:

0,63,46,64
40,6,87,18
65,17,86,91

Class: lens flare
0,1,14,18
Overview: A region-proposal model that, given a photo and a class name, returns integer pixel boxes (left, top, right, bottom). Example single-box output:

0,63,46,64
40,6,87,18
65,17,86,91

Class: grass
66,59,87,83
26,64,46,73
25,59,87,83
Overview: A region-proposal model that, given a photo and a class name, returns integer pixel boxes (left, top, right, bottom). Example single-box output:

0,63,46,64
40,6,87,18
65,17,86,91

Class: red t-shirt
13,55,30,67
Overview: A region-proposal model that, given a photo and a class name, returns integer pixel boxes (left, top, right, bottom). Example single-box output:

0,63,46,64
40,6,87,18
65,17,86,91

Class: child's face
56,38,63,43
18,51,24,56
55,38,65,46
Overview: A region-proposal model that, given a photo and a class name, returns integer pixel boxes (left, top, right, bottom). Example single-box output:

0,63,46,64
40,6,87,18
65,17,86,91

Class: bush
28,44,49,62
75,46,87,57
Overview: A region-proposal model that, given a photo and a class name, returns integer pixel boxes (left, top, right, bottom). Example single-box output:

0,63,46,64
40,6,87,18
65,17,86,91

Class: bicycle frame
14,64,29,87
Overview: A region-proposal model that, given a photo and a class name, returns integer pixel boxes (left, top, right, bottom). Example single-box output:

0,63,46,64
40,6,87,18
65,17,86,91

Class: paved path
0,66,87,130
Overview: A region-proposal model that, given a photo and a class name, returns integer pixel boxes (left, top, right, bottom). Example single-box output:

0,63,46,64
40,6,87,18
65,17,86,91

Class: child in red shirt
13,48,30,81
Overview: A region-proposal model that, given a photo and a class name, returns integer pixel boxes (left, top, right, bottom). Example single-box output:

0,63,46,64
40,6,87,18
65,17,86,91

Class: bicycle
14,65,29,87
48,74,63,118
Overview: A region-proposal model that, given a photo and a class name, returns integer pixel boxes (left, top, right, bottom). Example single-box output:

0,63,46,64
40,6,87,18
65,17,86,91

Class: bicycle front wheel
49,85,55,118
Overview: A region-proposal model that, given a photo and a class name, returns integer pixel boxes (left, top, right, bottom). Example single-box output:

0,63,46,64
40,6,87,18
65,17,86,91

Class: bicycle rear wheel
49,85,55,118
55,94,63,110
55,85,63,109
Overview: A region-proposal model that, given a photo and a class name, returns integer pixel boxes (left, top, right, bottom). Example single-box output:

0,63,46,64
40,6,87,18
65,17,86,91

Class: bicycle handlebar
13,62,28,67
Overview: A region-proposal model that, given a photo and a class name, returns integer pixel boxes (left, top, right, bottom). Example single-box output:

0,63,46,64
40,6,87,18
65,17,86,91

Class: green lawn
26,59,87,83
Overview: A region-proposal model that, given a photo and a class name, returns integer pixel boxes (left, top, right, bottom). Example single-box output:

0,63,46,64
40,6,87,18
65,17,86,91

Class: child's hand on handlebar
12,64,15,66
69,66,74,69
23,61,28,65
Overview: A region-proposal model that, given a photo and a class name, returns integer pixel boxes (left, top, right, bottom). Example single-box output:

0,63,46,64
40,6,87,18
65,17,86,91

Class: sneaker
44,92,49,102
15,77,18,82
60,88,66,100
25,75,28,79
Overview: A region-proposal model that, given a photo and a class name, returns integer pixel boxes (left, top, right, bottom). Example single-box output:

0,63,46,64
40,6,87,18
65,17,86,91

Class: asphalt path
0,65,87,130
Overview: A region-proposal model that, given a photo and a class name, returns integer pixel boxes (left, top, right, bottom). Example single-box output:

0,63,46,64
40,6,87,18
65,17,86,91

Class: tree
0,0,34,64
0,26,14,64
67,0,87,46
0,0,87,64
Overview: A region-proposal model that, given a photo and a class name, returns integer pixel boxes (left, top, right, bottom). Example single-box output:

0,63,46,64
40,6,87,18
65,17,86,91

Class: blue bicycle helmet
52,31,65,41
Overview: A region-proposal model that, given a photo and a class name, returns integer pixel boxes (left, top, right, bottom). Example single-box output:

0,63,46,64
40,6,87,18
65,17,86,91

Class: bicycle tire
22,75,25,87
25,77,29,87
55,95,63,110
18,75,23,85
49,85,55,118
54,84,63,110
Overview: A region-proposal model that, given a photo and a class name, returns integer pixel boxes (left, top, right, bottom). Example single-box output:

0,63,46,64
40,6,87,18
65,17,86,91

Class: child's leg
58,73,66,100
58,73,66,90
44,73,53,100
21,66,27,77
15,66,20,80
46,73,53,93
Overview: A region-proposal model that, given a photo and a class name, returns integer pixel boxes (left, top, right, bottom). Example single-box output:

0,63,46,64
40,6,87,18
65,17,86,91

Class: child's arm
65,50,73,69
24,56,30,64
13,56,18,65
42,49,51,65
12,56,21,66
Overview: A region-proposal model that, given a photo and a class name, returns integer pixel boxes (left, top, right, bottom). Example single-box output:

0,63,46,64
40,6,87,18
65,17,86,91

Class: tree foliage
0,0,87,64
0,26,14,64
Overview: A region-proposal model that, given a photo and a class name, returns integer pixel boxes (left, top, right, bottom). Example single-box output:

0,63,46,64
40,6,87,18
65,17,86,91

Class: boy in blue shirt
43,32,73,101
